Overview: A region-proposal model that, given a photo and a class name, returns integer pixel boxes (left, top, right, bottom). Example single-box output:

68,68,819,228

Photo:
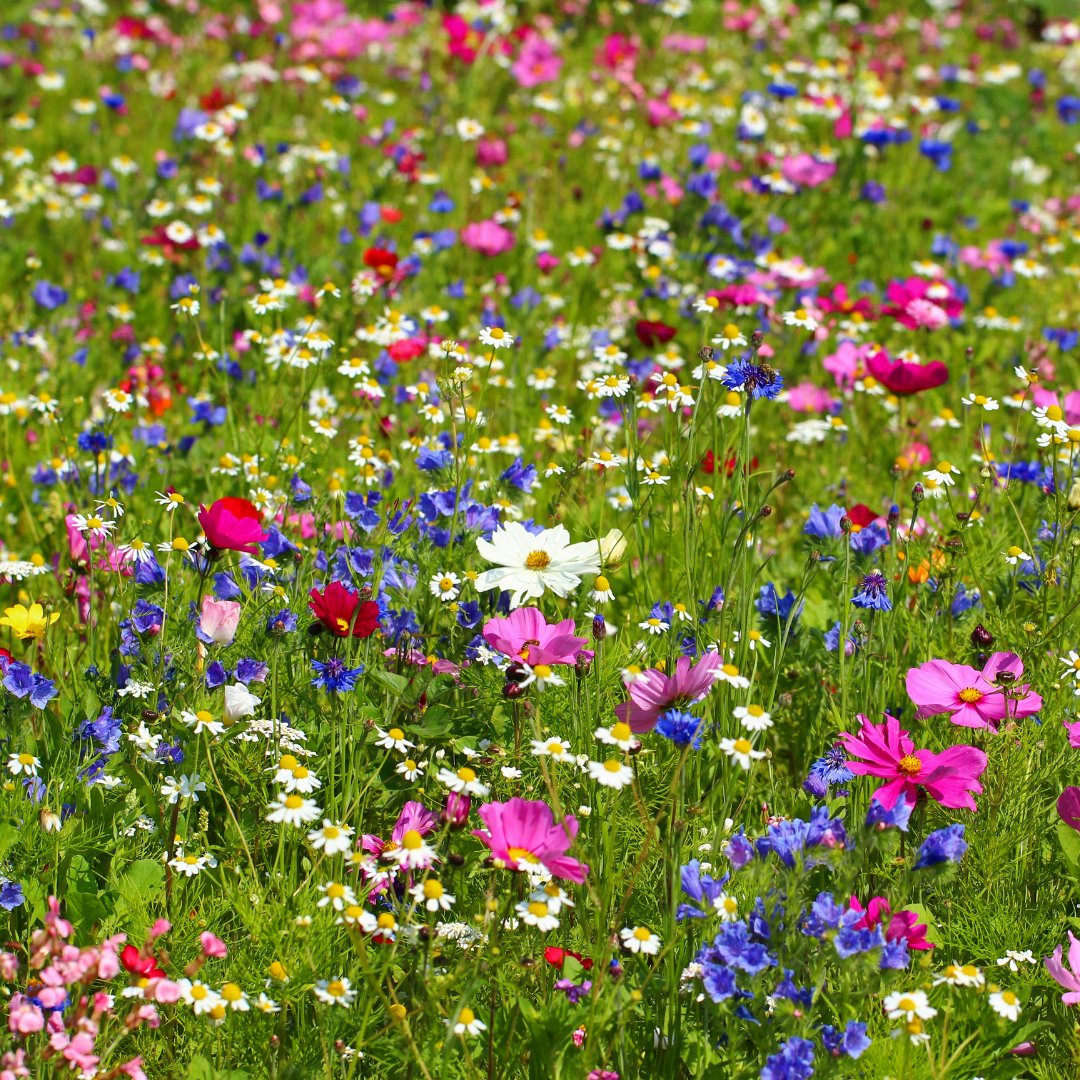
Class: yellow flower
0,603,59,640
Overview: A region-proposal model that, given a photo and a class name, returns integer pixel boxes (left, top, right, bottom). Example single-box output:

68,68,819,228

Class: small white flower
620,926,661,955
988,989,1021,1021
720,737,766,770
884,989,937,1022
588,758,635,789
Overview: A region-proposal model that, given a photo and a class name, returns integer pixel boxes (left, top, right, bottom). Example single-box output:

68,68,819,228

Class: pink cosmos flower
883,276,963,329
781,153,836,188
615,652,724,734
1031,387,1080,425
865,348,949,396
460,219,515,257
1046,932,1080,1005
482,607,588,666
1059,787,1080,831
511,33,562,88
363,801,439,859
473,798,588,883
838,713,987,811
198,597,241,646
905,652,1042,730
848,896,933,951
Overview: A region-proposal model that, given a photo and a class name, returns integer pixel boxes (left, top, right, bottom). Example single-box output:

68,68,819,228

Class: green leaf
1057,820,1080,874
0,822,19,861
368,669,410,696
185,1055,250,1080
904,903,943,948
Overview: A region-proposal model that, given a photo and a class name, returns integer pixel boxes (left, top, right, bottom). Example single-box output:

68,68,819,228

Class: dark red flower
846,504,878,530
198,497,268,555
634,320,676,348
309,581,380,639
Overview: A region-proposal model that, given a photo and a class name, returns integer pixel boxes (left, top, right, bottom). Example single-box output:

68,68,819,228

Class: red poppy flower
544,946,593,971
701,450,757,478
846,504,878,531
309,581,381,639
198,497,268,555
363,248,399,279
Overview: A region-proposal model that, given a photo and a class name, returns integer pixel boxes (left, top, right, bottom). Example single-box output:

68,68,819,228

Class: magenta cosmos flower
838,714,987,812
905,652,1042,731
614,652,724,734
473,798,588,883
1046,932,1080,1005
482,607,588,667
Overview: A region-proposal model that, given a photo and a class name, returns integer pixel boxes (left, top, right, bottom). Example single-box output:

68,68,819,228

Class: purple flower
821,1021,870,1059
3,662,58,708
915,824,967,868
31,280,68,310
0,879,24,911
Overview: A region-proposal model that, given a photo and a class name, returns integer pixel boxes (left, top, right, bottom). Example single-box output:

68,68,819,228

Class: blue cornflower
915,824,967,868
803,503,845,539
311,657,364,693
823,621,858,655
809,744,854,786
849,521,890,556
266,609,297,635
655,709,703,749
756,583,803,625
851,571,891,611
721,358,784,400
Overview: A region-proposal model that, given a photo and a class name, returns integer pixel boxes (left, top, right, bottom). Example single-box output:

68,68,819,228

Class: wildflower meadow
3,0,1080,1077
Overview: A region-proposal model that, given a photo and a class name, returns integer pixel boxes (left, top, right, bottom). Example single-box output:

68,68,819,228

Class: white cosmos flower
475,523,601,608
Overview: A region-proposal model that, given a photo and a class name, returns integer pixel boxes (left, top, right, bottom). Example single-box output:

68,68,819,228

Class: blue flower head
655,709,704,749
851,571,891,611
915,824,967,868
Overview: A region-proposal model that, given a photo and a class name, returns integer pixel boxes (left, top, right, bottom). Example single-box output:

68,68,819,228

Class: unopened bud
442,792,471,830
840,515,853,534
911,482,924,504
592,614,607,642
750,329,764,348
970,624,994,649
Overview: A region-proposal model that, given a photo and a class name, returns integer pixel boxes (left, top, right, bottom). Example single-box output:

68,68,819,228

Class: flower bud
911,482,924,504
442,792,471,830
970,624,994,649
